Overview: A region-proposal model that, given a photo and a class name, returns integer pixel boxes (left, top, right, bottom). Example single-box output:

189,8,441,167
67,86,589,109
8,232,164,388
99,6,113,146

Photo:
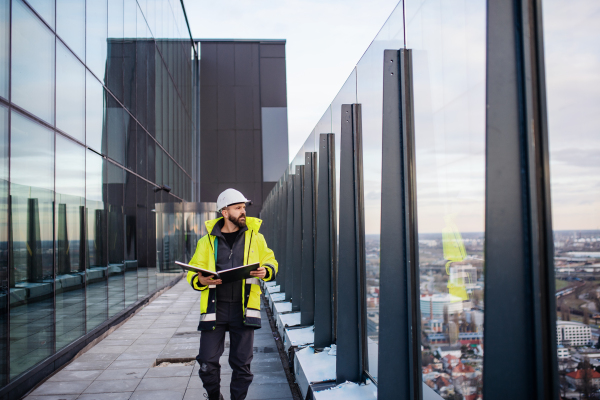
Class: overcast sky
183,0,401,162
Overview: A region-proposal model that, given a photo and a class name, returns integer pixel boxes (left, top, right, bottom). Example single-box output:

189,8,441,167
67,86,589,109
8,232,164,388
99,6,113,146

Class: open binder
175,261,260,284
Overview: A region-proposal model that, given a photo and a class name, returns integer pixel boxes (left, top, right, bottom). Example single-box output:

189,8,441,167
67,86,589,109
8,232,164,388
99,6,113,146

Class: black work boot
204,392,224,400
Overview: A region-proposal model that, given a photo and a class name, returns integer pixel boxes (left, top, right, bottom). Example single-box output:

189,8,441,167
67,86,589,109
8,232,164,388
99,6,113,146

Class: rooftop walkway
24,278,294,400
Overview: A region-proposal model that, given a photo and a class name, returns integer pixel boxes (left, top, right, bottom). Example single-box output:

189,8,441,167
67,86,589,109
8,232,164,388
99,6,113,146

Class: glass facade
281,1,482,388
0,0,198,389
261,0,597,398
543,0,600,396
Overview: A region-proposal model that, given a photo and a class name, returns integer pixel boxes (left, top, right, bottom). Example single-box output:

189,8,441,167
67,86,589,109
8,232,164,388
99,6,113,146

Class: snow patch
313,381,377,400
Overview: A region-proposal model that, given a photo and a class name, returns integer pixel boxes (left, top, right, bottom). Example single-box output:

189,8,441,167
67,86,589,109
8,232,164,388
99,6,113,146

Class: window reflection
56,0,85,60
353,4,405,378
9,111,54,379
86,0,107,80
0,0,8,99
86,151,108,331
124,171,137,306
543,1,600,395
136,178,148,299
405,0,486,397
0,104,8,386
26,0,54,29
107,163,124,317
56,42,85,142
11,0,55,124
86,72,106,153
55,135,85,349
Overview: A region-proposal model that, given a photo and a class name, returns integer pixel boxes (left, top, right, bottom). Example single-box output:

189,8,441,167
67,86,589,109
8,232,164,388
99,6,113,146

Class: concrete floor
24,279,293,400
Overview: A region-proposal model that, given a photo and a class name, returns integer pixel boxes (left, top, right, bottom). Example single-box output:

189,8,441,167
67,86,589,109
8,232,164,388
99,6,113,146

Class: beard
228,213,246,229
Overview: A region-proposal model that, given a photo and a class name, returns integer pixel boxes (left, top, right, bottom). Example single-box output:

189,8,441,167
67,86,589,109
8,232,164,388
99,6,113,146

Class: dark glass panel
9,111,54,379
123,171,137,306
86,72,106,153
11,0,55,124
86,0,107,80
125,115,136,171
123,0,136,115
154,59,163,146
56,0,85,60
135,6,150,131
0,104,8,386
106,0,123,103
0,0,8,98
54,135,85,350
106,99,126,165
147,186,158,292
26,0,54,29
56,42,85,142
167,78,174,155
136,177,147,299
85,150,108,331
155,146,162,186
107,163,124,317
147,135,155,183
136,123,147,178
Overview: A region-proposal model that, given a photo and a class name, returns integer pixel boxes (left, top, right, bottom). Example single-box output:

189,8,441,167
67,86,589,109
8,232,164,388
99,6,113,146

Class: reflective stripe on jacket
185,216,278,331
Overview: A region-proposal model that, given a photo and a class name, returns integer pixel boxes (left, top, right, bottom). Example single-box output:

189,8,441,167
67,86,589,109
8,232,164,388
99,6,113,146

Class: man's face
223,203,246,229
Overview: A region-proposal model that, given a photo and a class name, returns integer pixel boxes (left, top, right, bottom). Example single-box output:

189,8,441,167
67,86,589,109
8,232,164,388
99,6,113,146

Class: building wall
0,0,197,393
198,40,289,216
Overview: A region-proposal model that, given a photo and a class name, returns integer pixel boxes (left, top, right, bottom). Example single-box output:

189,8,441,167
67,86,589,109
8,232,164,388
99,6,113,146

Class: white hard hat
217,188,250,211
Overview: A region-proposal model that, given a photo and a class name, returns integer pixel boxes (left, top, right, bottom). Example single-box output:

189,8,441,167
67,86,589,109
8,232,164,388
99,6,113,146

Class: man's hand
249,267,267,280
197,273,222,286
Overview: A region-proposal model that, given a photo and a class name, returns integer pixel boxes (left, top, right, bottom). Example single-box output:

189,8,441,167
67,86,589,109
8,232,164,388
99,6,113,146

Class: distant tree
576,359,598,400
584,309,590,325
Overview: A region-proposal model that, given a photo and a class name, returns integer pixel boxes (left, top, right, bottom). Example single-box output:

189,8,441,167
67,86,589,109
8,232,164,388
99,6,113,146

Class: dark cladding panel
200,42,217,86
260,43,285,58
201,182,218,204
235,130,255,182
217,43,235,87
200,85,217,131
251,44,260,84
217,86,235,130
234,43,256,86
259,57,287,107
253,86,261,130
235,86,254,129
253,129,262,181
200,129,218,182
217,130,236,182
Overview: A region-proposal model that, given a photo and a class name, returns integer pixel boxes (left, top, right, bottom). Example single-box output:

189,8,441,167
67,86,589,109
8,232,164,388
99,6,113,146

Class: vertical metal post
278,173,288,293
377,49,422,399
301,152,316,326
314,134,336,348
336,104,366,384
292,166,304,312
484,1,558,399
285,175,294,302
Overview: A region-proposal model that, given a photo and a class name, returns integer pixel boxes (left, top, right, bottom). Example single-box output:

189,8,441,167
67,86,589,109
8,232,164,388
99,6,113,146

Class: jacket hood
204,216,262,234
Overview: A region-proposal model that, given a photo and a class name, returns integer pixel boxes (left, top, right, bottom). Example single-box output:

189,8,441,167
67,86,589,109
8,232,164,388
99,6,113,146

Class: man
186,188,278,400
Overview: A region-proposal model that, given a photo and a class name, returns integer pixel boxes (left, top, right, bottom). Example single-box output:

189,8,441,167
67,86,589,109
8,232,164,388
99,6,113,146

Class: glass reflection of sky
544,0,600,231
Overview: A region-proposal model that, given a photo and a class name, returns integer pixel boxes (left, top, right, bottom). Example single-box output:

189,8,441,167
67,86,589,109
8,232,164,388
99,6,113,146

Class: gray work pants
196,302,255,400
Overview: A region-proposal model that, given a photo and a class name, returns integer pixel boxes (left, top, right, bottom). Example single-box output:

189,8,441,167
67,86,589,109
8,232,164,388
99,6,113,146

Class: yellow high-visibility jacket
186,216,277,330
